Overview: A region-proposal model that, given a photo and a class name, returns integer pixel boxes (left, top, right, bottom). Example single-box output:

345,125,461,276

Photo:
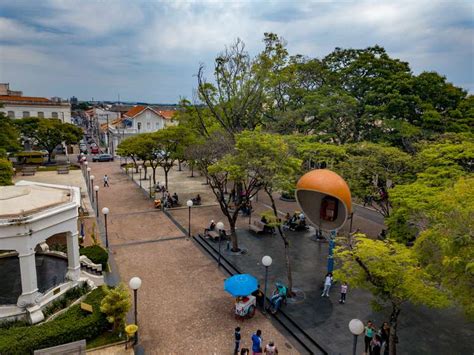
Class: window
7,111,14,118
23,111,30,118
137,122,142,131
155,122,160,129
37,112,44,118
147,122,151,130
51,112,58,119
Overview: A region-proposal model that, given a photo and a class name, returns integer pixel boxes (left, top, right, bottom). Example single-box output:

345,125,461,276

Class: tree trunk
152,166,157,185
389,303,400,355
191,165,194,177
178,160,182,171
265,188,294,294
230,220,238,251
164,168,169,190
47,150,53,164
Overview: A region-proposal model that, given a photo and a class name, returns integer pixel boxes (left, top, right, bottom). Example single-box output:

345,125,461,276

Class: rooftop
0,183,72,219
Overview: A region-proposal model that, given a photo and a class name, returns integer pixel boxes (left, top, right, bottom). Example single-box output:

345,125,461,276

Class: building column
66,231,81,281
17,251,41,308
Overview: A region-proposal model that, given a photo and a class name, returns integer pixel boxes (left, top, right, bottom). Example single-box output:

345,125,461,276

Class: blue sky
0,0,473,103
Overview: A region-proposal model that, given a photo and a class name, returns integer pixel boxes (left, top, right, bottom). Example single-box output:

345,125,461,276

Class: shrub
0,288,108,354
100,284,131,331
79,245,108,269
43,282,91,318
0,158,13,186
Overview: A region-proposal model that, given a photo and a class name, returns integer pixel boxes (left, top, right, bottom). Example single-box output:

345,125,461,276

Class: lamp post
138,165,143,188
261,255,272,314
86,167,91,194
129,277,142,345
102,207,109,248
148,176,152,198
248,197,253,226
94,185,99,217
216,222,224,267
89,175,95,202
349,319,365,355
186,200,193,238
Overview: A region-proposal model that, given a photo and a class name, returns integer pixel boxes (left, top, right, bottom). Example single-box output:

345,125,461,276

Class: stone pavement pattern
88,161,298,354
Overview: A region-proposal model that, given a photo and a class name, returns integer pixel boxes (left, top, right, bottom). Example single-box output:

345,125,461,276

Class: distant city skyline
0,0,473,103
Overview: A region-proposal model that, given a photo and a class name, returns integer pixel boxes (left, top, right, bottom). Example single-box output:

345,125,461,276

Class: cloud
0,0,472,102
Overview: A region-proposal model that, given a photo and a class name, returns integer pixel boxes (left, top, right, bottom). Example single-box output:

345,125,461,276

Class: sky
0,0,473,103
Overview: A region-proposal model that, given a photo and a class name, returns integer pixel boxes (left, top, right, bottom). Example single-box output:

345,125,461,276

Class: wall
0,105,71,123
133,109,165,133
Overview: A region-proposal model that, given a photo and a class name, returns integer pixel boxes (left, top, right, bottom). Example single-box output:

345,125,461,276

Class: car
91,146,99,154
92,154,114,162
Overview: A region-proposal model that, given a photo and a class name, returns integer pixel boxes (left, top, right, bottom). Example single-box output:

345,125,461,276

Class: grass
86,330,125,349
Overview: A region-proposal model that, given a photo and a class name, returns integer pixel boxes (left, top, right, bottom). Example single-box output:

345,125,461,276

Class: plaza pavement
87,161,299,354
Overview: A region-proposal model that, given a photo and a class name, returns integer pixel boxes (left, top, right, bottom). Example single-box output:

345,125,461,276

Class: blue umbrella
224,274,258,297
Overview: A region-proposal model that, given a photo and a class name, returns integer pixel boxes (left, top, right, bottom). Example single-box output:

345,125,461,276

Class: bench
57,166,70,174
205,229,230,241
249,220,266,234
21,166,37,176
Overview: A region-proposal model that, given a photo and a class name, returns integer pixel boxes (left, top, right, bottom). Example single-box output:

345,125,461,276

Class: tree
337,142,415,217
335,235,450,355
15,118,83,163
230,129,302,291
0,110,20,153
414,177,474,320
100,283,131,332
0,158,14,186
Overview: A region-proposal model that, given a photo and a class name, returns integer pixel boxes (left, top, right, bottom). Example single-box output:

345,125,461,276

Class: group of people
321,272,348,304
235,328,279,355
364,320,391,355
283,212,307,231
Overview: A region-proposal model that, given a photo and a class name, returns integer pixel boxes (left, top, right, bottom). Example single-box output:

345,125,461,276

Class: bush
79,245,108,270
0,288,108,354
43,282,91,318
0,158,13,186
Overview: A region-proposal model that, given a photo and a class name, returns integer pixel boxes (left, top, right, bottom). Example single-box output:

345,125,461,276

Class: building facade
0,84,71,123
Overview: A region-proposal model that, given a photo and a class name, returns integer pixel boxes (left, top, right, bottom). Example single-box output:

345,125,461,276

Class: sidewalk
86,161,299,354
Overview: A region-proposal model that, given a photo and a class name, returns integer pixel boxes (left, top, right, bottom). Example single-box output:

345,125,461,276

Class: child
339,282,348,304
234,327,241,354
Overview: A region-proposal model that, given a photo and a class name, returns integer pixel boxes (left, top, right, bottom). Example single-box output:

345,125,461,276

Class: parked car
92,154,114,162
91,146,99,154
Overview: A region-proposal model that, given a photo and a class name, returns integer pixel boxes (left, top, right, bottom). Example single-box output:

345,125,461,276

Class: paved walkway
87,161,298,354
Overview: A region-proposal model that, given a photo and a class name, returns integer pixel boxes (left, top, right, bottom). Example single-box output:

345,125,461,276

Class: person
251,330,263,355
264,341,278,354
321,272,333,297
172,192,179,204
251,285,264,307
364,320,375,354
103,174,109,187
269,283,286,314
370,334,382,355
234,327,241,355
261,215,268,224
154,198,162,209
339,281,348,304
205,220,216,234
240,349,250,355
379,322,390,355
192,194,201,205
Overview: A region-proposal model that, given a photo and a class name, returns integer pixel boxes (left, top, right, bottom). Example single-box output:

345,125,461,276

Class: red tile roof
0,95,51,103
157,110,177,119
124,105,146,118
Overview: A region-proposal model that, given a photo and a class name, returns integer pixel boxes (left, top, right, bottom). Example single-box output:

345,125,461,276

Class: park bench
249,220,267,234
205,229,230,241
21,166,37,176
57,166,70,174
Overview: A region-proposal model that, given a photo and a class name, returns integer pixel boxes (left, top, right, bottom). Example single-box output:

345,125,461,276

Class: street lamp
89,175,95,202
349,319,365,355
186,200,193,238
86,167,91,193
261,255,272,314
129,277,142,345
138,165,143,188
102,207,110,248
216,221,224,267
94,185,99,217
248,197,253,226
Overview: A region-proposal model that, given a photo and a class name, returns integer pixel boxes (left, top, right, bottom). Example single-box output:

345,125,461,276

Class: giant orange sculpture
296,169,352,231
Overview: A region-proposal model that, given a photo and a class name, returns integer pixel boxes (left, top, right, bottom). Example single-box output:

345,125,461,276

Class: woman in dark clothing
380,322,390,355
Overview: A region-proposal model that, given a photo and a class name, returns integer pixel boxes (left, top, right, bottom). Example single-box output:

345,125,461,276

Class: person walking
379,322,390,355
370,334,382,355
234,327,241,355
364,320,375,355
339,281,348,304
251,329,263,355
264,341,278,354
321,272,333,297
103,174,109,187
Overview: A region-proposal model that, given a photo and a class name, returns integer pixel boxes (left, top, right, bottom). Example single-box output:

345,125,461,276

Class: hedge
79,245,108,270
0,288,108,354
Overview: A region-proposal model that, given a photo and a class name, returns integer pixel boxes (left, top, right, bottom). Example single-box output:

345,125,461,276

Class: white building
0,181,101,324
0,83,71,123
103,105,177,155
